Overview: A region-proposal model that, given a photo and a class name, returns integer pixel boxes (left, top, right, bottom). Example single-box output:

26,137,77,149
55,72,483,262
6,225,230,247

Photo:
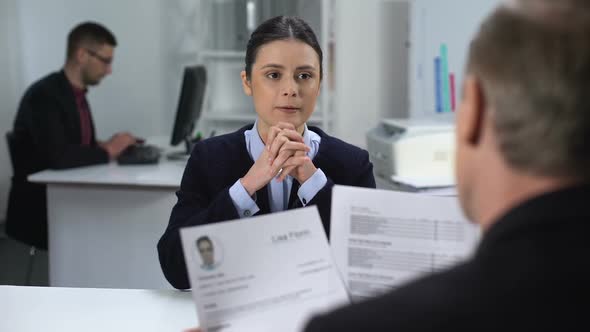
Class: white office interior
0,0,499,330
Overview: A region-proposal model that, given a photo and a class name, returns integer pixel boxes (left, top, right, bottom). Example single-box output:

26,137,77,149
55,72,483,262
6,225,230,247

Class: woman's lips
276,106,300,113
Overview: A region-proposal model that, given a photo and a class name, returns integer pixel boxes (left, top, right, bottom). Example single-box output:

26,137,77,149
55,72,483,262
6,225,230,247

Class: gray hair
467,0,590,178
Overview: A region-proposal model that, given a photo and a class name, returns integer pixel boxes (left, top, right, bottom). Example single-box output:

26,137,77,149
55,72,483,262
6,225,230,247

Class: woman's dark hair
244,16,323,80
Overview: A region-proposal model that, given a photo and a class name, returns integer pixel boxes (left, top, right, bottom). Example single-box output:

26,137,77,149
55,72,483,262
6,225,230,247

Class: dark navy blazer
157,124,376,289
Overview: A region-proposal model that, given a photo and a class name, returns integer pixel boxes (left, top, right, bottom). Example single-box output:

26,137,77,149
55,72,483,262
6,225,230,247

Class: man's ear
458,75,486,146
75,47,87,64
240,70,252,96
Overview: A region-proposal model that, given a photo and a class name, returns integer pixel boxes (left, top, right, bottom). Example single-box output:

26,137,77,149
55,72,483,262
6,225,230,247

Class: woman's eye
267,72,280,79
298,73,312,80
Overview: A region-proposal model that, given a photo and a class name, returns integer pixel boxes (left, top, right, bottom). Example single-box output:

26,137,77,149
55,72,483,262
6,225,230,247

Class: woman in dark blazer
158,16,376,289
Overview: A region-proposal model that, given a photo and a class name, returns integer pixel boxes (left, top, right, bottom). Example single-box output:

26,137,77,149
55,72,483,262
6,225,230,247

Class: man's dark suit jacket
6,71,109,249
305,184,590,331
158,125,376,289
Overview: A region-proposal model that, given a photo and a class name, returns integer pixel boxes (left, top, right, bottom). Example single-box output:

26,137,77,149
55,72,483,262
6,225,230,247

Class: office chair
5,131,37,286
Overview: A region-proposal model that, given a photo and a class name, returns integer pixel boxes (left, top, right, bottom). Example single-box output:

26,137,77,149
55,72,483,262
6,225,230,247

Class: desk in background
29,156,186,289
0,286,196,331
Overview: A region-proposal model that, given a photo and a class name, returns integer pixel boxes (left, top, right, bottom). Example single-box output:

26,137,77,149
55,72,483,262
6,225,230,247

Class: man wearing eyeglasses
6,22,138,250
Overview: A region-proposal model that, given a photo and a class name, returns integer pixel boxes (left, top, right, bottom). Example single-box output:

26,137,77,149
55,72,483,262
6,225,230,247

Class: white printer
366,116,456,189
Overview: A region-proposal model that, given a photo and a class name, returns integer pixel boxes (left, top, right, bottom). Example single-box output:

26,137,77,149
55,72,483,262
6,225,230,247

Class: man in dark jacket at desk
304,0,590,330
6,22,137,249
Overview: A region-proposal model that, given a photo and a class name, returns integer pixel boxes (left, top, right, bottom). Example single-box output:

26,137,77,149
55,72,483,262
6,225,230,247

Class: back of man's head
467,0,590,180
66,22,117,62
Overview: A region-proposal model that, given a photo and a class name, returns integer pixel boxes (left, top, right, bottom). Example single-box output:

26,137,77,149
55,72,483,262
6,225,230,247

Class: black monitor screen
170,65,207,147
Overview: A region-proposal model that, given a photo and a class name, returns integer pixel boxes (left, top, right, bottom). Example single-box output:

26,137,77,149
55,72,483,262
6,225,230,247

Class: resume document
180,207,349,332
330,185,481,302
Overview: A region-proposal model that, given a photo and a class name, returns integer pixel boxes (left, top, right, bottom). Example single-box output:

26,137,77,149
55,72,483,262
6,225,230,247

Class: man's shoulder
306,262,483,331
25,71,67,98
15,71,69,120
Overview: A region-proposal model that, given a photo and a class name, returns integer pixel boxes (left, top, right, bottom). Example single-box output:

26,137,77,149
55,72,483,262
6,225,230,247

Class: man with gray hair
304,0,590,330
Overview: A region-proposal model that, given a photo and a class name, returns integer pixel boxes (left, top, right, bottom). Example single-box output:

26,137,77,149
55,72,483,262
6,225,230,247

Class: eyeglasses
85,49,113,65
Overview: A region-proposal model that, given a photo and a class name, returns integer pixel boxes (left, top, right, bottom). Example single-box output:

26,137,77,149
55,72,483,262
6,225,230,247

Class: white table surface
0,286,198,332
28,160,187,188
28,136,188,188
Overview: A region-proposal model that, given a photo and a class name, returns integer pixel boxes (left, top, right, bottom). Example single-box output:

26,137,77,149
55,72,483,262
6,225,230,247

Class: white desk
0,286,197,332
29,157,187,289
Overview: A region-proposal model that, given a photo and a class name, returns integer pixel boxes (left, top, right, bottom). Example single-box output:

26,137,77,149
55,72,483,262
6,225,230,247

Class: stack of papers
180,185,480,331
391,174,457,196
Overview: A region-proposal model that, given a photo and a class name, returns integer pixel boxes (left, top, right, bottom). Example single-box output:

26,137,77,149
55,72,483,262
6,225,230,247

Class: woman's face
241,39,321,136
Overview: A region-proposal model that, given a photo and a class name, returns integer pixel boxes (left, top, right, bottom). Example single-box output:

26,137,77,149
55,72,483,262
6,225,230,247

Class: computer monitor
169,65,207,159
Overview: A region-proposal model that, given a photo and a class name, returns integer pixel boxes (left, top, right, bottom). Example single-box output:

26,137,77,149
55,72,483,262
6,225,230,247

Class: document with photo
330,185,480,302
180,207,349,332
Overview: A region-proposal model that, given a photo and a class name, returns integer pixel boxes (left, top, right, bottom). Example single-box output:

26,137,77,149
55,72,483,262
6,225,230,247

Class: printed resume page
330,185,481,302
180,207,350,332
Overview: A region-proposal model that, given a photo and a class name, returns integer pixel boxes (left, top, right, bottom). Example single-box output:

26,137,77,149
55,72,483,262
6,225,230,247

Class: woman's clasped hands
240,122,317,196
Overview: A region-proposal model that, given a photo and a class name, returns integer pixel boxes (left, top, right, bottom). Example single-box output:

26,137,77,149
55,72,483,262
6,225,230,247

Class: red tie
71,84,94,146
78,96,92,146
